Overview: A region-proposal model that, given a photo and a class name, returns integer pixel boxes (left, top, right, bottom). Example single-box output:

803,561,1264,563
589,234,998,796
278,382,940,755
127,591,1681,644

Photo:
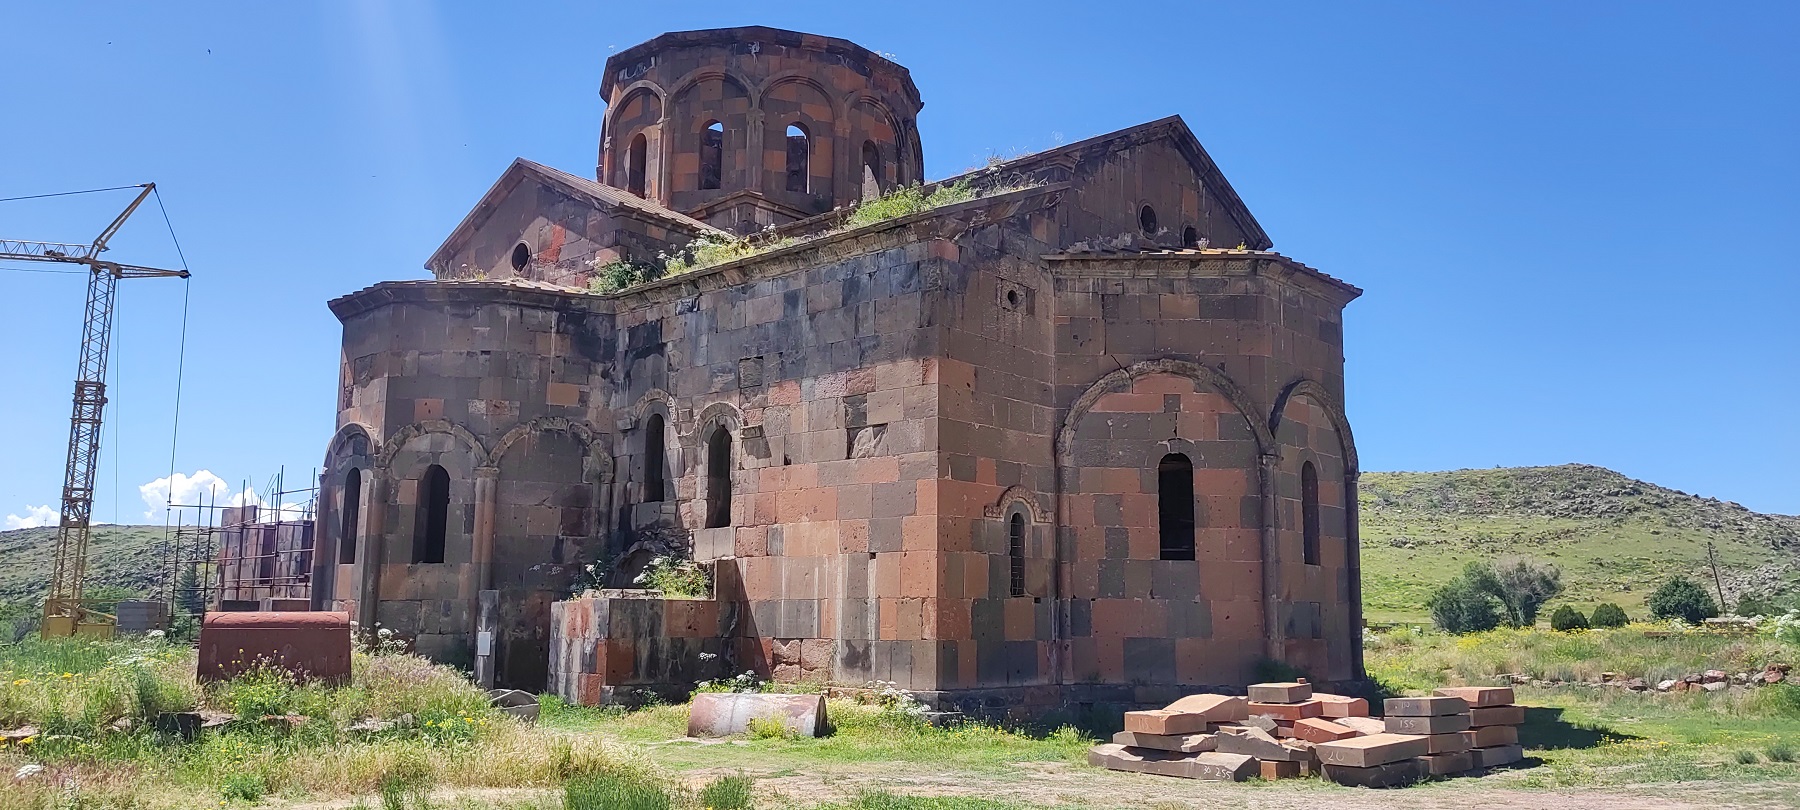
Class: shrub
843,180,977,228
699,774,755,810
635,556,710,598
1426,577,1504,634
565,772,673,810
1465,558,1563,627
1590,602,1630,628
1767,742,1796,763
1735,592,1778,617
220,772,267,802
1549,606,1590,632
1648,577,1719,624
1735,750,1759,764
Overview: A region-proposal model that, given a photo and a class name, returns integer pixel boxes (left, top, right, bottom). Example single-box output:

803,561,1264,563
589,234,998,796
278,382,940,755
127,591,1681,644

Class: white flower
14,764,44,781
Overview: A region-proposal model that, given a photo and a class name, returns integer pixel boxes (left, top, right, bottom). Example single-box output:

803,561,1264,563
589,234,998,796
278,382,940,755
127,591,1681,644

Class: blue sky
1,0,1795,526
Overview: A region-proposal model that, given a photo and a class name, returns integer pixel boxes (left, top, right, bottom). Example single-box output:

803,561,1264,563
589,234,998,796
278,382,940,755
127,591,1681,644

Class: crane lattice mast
0,183,190,636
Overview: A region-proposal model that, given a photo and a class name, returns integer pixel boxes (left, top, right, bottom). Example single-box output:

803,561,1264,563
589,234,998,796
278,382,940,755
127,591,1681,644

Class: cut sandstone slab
1247,700,1322,721
1385,713,1471,735
1312,693,1371,718
1314,733,1431,767
1423,732,1472,754
1163,693,1249,722
1124,709,1208,736
1433,686,1515,707
1111,730,1216,753
1470,744,1525,769
1087,745,1255,781
1260,759,1304,779
1468,705,1526,727
1293,717,1359,744
1463,724,1519,748
1247,681,1314,703
1384,696,1469,717
1215,726,1314,762
1321,758,1427,788
1417,751,1474,775
1337,716,1388,736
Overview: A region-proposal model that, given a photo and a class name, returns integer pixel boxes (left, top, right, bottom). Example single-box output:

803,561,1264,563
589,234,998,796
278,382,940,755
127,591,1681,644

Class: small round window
1139,205,1158,236
510,242,530,271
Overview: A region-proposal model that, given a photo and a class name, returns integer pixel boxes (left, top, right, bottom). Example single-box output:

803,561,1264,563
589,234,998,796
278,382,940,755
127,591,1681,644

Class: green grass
0,637,619,809
1365,624,1800,792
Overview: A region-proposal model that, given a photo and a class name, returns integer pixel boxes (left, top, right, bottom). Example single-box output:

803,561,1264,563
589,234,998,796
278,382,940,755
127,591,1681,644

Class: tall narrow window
644,413,666,503
1302,461,1321,566
1158,453,1196,560
1008,512,1026,597
700,121,723,190
415,464,449,564
705,426,733,528
861,140,882,200
627,133,648,197
339,468,361,564
785,124,810,193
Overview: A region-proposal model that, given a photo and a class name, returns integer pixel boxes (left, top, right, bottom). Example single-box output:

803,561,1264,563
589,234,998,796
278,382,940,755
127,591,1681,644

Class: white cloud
139,470,313,525
4,504,58,530
139,470,237,523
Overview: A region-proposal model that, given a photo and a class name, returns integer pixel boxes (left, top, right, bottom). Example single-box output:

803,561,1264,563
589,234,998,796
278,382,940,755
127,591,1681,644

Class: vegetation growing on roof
592,179,1038,294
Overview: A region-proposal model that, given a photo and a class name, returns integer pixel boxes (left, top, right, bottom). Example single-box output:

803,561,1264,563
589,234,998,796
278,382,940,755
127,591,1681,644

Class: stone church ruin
311,25,1364,717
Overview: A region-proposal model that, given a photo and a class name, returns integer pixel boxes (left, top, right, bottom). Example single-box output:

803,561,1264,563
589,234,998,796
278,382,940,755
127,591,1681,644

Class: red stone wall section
1272,388,1356,681
1059,373,1267,687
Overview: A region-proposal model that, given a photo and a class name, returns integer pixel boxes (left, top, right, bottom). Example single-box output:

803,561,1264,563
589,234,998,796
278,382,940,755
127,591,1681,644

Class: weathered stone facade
314,26,1363,716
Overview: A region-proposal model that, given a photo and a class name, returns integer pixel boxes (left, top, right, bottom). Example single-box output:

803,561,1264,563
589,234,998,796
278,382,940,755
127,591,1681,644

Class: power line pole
1707,541,1727,612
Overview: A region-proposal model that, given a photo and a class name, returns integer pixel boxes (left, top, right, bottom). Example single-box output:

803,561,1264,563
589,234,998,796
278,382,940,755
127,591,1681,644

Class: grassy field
1360,465,1800,624
7,623,1800,809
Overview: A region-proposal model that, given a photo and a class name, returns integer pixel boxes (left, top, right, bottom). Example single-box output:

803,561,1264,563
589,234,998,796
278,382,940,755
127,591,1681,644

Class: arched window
627,133,648,198
1182,226,1199,248
1008,512,1026,597
339,468,361,565
700,121,723,190
1140,205,1159,236
785,124,810,193
644,413,666,503
415,464,449,564
705,426,733,528
1158,453,1195,561
1302,461,1321,566
861,140,882,200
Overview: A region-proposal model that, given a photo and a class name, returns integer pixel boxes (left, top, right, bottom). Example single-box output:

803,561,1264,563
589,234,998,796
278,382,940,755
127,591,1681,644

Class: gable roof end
424,158,726,274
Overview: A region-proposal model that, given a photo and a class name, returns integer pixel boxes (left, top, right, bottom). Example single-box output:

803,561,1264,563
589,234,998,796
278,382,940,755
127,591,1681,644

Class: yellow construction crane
0,184,189,637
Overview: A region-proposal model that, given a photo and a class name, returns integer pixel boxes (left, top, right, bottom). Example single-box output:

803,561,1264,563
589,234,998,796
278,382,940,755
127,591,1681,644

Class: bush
635,556,710,598
699,774,755,810
1735,592,1779,617
1427,577,1504,634
220,772,267,802
1648,576,1719,624
1465,558,1563,627
1550,605,1590,632
1590,602,1629,628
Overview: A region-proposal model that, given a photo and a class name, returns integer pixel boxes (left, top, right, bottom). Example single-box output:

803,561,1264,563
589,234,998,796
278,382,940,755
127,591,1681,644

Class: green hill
1360,464,1800,623
0,524,170,606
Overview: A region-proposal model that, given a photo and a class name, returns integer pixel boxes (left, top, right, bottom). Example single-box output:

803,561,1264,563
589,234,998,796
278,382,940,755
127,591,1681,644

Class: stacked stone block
1093,694,1257,781
1383,696,1473,777
1435,687,1525,769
